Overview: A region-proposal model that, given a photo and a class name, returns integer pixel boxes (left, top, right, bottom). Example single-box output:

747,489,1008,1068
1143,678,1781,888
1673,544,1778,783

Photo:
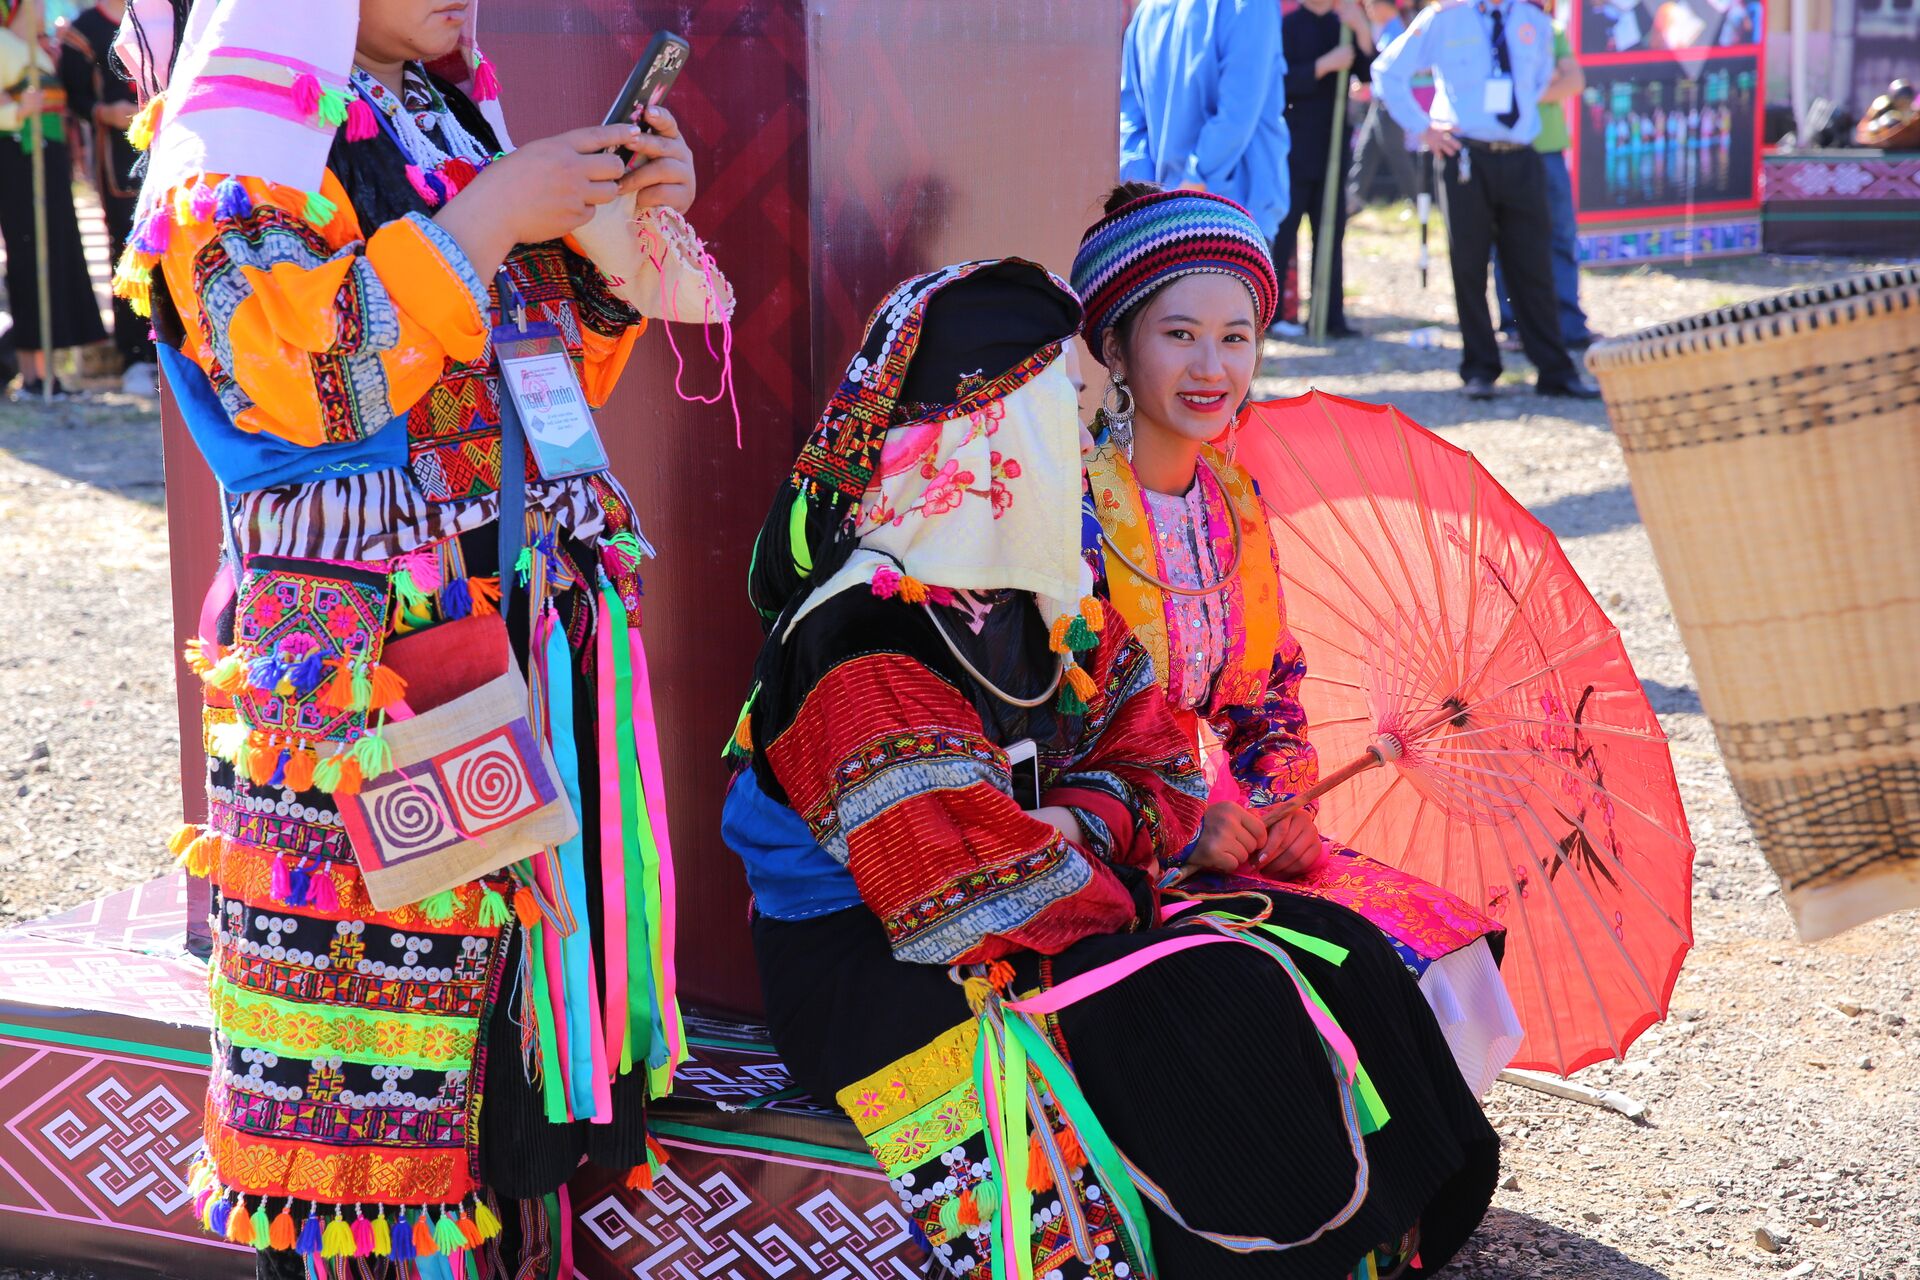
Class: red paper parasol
1236,391,1695,1075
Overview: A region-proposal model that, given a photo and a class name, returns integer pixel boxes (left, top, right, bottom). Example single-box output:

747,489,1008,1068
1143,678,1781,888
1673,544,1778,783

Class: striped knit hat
1071,190,1279,364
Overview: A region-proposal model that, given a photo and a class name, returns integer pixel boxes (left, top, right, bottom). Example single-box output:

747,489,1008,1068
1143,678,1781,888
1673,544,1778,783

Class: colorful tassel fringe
214,176,252,220
472,52,501,101
345,97,379,142
302,189,337,229
127,93,162,151
291,73,322,118
478,886,511,928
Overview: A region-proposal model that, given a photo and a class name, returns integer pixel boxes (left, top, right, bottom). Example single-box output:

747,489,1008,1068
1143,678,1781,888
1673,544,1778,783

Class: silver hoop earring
1103,371,1135,453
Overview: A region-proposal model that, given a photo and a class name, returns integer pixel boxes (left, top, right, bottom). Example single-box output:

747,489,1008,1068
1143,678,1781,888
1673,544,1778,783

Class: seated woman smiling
725,258,1499,1279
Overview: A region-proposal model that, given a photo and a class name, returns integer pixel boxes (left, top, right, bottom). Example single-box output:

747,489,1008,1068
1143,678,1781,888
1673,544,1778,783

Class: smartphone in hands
604,29,691,149
1006,739,1042,813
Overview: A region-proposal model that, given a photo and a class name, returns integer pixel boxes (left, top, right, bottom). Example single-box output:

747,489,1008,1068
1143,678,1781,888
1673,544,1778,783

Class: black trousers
1438,144,1576,387
1274,163,1350,334
0,135,107,352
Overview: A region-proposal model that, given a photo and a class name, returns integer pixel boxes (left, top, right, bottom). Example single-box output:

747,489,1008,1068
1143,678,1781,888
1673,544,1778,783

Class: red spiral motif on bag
450,748,525,826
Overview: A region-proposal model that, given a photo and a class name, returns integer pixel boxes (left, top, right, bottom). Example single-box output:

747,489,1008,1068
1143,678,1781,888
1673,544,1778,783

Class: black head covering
746,258,1082,630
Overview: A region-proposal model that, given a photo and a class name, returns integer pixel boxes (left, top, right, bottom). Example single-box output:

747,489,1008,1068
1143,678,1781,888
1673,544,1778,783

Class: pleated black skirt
756,891,1499,1279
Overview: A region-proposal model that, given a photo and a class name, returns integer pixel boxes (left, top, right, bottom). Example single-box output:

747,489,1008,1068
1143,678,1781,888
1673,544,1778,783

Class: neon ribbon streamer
524,941,567,1123
626,622,684,1082
543,611,612,1121
594,592,631,1075
603,583,665,1088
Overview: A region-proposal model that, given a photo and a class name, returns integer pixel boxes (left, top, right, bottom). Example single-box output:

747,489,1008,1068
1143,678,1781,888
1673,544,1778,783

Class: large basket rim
1586,266,1920,371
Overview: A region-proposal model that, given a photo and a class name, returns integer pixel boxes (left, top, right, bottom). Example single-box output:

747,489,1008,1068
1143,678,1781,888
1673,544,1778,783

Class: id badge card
1483,78,1515,116
492,320,610,481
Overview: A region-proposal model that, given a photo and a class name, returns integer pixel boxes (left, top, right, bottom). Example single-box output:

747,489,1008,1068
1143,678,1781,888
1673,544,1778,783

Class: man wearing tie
1371,0,1601,400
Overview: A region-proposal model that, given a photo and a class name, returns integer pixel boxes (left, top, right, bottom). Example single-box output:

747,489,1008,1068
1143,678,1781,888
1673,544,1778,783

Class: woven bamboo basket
1586,268,1920,941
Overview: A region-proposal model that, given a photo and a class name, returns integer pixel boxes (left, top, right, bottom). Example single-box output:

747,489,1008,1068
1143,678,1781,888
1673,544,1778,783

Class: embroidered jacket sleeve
560,237,645,410
159,172,489,448
1041,601,1208,869
765,648,1145,966
1211,627,1321,812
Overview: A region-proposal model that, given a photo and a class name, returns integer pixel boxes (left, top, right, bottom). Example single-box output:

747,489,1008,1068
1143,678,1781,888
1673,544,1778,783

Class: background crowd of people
0,0,151,400
1123,0,1603,398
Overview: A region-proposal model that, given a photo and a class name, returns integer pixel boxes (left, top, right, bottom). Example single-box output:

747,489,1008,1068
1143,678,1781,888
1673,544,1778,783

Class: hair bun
1103,181,1163,216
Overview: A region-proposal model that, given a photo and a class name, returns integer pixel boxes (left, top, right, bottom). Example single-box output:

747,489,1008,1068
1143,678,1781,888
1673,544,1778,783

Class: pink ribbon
1007,931,1360,1082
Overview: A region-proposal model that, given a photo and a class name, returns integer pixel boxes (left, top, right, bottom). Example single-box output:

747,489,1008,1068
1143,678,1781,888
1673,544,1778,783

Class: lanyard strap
494,269,529,618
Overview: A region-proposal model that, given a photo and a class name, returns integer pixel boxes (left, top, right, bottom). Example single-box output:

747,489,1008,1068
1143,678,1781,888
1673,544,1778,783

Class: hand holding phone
605,31,691,139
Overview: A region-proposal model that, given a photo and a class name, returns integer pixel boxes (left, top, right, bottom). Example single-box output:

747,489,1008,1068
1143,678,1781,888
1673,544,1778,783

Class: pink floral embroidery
920,459,974,517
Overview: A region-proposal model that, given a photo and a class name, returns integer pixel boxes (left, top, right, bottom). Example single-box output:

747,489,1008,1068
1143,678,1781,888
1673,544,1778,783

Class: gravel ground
2,209,1917,1280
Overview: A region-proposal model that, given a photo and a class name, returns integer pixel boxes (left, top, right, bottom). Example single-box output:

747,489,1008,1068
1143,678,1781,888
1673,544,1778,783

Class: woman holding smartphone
119,1,730,1272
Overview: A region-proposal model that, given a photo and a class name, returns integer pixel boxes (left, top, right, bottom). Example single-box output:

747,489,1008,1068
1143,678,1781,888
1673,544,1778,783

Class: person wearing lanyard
1371,0,1602,400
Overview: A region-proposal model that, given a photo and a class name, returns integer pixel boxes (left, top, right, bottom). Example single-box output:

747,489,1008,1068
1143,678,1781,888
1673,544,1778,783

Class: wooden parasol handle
1258,742,1389,827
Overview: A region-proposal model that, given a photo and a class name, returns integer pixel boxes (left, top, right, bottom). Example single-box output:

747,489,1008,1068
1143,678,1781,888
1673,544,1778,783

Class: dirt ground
2,206,1917,1280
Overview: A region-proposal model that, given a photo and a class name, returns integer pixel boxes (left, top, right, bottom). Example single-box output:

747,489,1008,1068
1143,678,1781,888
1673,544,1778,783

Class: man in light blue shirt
1119,0,1292,240
1372,0,1600,399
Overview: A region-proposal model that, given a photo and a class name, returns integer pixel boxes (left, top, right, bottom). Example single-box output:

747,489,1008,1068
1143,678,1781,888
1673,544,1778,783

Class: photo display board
1569,0,1766,263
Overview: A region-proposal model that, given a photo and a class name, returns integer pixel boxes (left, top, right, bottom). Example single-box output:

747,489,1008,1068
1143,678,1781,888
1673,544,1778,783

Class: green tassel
352,731,393,780
937,1194,963,1241
432,1211,466,1255
975,1180,999,1224
349,663,373,713
419,890,458,922
250,1204,272,1250
1056,682,1090,716
513,546,536,585
312,753,345,793
477,886,510,928
392,569,433,624
302,189,336,227
1065,615,1099,652
317,89,349,127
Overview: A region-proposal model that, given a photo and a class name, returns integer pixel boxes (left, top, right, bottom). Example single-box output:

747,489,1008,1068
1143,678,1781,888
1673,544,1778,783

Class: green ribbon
525,936,568,1123
1003,1012,1157,1268
603,581,670,1092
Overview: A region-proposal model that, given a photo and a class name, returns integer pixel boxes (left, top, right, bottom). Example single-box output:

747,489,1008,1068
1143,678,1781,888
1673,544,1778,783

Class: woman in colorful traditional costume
725,258,1499,1278
1,0,108,395
119,0,732,1271
1070,185,1523,1097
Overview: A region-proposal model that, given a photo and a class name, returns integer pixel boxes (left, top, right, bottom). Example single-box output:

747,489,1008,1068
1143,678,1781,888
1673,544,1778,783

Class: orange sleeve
160,171,488,448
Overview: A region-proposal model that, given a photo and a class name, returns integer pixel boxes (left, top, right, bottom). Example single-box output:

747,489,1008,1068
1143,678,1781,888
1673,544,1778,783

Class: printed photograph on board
1574,57,1760,214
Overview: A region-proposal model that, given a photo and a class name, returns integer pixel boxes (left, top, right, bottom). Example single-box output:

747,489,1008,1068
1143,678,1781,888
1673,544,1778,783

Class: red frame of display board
1566,0,1766,257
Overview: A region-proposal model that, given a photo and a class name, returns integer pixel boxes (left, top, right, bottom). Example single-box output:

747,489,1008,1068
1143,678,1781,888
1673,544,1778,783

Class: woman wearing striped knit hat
726,242,1497,1280
1074,187,1526,1108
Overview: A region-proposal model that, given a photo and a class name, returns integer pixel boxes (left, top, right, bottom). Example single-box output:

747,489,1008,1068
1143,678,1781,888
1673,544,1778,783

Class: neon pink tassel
405,164,439,205
291,73,322,118
472,55,500,101
310,869,340,912
345,98,378,142
350,1215,375,1257
189,183,218,220
270,857,292,904
870,565,901,599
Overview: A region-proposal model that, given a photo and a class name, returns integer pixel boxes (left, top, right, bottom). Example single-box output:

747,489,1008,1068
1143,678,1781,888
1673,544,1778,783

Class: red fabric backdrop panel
481,0,812,1014
807,1,1126,396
